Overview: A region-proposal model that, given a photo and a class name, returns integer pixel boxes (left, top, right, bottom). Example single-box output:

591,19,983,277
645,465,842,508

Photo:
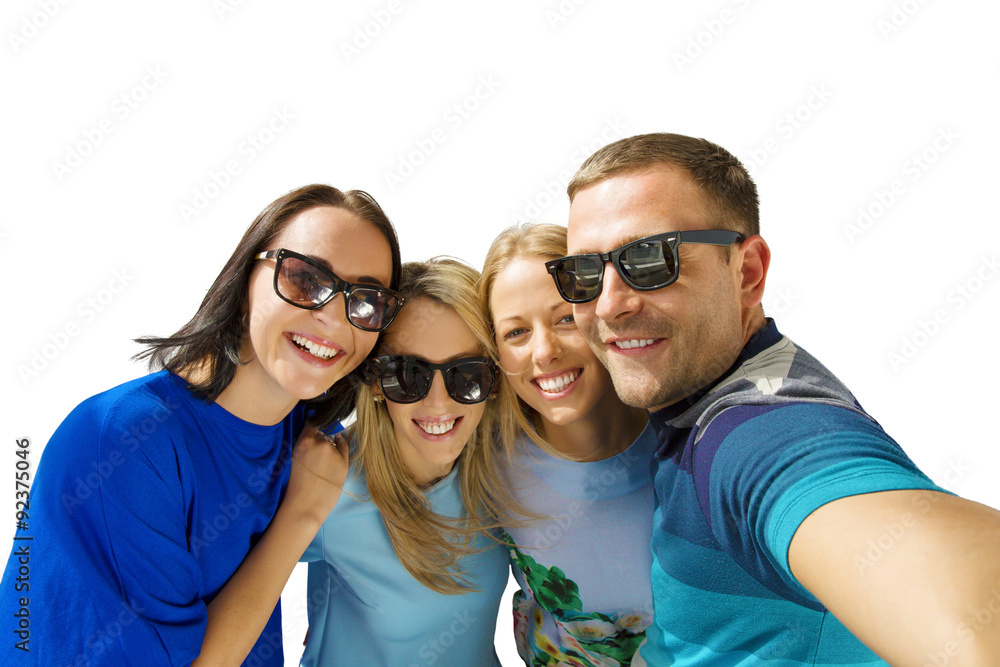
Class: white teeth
614,339,655,350
416,419,457,435
291,334,337,360
536,370,580,393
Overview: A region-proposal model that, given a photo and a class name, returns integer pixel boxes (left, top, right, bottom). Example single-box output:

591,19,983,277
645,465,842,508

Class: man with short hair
549,132,1000,665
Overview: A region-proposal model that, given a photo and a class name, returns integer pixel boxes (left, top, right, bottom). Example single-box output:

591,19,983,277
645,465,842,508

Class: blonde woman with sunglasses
300,258,513,666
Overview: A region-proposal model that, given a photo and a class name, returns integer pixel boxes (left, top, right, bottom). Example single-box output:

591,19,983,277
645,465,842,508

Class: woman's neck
538,391,648,462
410,461,455,490
182,357,296,426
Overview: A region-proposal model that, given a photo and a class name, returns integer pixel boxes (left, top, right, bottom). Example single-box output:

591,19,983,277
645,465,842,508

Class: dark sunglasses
545,230,745,303
256,248,403,332
370,355,496,404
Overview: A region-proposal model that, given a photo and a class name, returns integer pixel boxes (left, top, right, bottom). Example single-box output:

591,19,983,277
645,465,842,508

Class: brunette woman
0,185,402,665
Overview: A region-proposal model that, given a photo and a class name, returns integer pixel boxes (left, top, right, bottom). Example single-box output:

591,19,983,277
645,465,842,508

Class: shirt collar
649,318,781,434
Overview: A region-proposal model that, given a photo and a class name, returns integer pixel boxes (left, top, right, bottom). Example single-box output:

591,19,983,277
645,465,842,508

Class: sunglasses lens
620,239,676,288
276,256,334,307
380,358,430,403
552,256,603,302
445,362,494,404
378,358,494,404
348,288,401,332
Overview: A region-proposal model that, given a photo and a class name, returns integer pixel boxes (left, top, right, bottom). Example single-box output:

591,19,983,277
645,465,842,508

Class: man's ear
736,235,770,311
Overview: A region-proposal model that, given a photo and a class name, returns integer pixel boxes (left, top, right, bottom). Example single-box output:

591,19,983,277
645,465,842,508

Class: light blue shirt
501,424,658,666
300,460,507,667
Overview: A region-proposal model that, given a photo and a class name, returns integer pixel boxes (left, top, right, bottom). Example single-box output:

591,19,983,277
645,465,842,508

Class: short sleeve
698,402,945,603
94,399,208,663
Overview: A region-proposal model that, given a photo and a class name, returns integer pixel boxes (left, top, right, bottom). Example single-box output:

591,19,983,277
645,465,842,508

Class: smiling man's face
566,163,747,412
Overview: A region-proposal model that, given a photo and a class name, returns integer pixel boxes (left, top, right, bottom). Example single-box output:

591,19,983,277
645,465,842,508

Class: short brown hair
567,132,760,238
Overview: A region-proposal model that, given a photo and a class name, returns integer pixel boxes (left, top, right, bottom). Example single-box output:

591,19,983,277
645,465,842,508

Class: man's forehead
567,165,711,253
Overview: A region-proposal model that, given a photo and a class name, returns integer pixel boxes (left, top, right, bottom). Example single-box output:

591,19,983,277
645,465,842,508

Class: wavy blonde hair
479,223,571,457
351,257,513,594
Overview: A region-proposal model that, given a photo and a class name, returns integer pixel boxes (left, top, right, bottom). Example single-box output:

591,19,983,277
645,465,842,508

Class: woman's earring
373,395,385,404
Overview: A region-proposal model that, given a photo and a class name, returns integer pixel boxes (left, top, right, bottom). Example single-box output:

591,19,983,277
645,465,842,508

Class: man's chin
609,374,665,411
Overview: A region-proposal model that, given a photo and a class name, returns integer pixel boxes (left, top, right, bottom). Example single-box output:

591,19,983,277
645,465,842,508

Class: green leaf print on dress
507,536,652,667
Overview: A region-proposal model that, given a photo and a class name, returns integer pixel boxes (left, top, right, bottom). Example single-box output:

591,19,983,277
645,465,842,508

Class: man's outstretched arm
790,489,1000,666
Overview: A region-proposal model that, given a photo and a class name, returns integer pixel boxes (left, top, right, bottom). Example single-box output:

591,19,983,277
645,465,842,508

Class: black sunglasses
256,248,403,332
545,230,745,303
370,355,496,405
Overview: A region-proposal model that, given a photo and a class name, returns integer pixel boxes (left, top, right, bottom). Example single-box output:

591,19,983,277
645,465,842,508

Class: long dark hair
134,184,402,429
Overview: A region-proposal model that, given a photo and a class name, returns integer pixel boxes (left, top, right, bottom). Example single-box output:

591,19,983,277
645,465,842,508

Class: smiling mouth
290,334,339,360
612,339,656,350
534,370,581,394
414,418,458,435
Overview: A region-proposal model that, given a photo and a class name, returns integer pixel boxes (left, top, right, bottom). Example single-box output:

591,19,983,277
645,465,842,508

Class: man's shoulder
695,327,869,433
698,401,882,454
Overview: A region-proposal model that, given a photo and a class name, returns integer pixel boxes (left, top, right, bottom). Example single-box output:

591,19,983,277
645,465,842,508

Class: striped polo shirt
637,320,944,666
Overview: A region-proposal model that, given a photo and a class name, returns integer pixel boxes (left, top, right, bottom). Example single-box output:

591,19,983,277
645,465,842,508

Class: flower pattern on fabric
506,534,651,667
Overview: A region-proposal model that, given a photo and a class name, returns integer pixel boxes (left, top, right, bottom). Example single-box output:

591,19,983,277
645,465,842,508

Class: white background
2,0,998,664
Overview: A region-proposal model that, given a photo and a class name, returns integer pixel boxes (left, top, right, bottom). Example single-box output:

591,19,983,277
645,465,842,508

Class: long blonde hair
479,223,570,457
351,257,512,594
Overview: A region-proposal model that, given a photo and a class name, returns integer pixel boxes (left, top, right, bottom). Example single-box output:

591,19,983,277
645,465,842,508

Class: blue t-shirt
501,425,657,667
0,371,302,666
637,320,946,666
300,459,508,667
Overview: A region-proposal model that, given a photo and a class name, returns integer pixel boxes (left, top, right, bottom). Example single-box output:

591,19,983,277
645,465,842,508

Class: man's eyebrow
572,231,673,254
306,254,387,287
